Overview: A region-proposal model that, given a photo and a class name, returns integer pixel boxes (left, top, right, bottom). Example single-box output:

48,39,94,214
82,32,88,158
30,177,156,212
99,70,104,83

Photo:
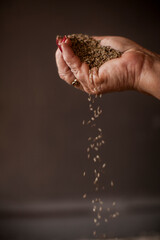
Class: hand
55,36,160,99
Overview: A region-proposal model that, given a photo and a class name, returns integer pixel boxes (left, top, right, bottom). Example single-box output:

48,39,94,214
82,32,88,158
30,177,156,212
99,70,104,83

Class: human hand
55,35,160,99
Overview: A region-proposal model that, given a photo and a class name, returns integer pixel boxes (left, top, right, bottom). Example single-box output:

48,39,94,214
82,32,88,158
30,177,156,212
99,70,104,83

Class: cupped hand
55,36,160,99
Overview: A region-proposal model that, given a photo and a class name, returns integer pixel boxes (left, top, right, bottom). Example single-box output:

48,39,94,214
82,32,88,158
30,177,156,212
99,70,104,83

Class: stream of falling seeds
82,94,119,239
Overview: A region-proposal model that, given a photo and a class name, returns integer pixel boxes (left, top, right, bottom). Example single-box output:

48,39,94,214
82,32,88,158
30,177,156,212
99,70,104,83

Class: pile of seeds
67,33,122,69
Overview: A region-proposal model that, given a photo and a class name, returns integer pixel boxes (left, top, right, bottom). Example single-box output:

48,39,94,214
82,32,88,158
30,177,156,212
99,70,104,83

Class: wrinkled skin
55,36,160,99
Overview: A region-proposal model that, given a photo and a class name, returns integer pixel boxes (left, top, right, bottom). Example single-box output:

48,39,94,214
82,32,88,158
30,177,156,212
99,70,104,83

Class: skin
55,36,160,100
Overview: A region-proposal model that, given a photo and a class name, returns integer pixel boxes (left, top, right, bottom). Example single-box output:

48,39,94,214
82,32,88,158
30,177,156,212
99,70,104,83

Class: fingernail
62,35,67,43
56,38,63,52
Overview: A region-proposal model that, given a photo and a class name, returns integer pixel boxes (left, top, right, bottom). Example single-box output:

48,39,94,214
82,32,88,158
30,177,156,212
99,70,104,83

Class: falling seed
93,206,96,212
97,173,100,178
87,147,90,152
94,177,98,184
112,213,116,218
94,147,98,151
83,193,87,199
91,117,94,121
93,157,96,162
94,169,97,174
102,140,105,144
102,163,106,168
99,206,102,211
83,171,86,177
116,211,120,216
94,218,97,223
87,120,91,124
92,200,95,204
88,137,92,141
112,201,116,206
98,128,102,132
82,120,85,125
93,231,96,236
97,213,101,219
105,218,108,223
111,181,114,187
87,154,90,159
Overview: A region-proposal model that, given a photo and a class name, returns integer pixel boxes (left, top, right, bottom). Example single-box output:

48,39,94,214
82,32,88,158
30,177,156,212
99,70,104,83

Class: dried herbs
68,34,122,69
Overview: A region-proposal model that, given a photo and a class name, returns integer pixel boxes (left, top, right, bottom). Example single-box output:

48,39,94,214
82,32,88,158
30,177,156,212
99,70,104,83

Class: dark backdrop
0,0,160,204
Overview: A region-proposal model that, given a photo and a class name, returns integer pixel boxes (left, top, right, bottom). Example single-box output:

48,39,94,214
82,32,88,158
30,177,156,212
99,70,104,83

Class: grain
67,34,122,69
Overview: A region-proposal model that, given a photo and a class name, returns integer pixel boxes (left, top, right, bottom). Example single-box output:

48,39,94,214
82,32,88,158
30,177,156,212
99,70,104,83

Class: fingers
55,48,74,83
55,48,84,91
61,42,94,93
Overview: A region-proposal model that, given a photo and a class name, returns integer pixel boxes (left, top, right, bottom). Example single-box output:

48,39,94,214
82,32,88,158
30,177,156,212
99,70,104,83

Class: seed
83,171,86,177
112,201,116,206
93,206,96,212
91,117,94,121
87,154,90,159
94,218,97,223
83,193,87,199
94,177,98,184
116,211,119,216
99,206,102,211
97,213,101,219
102,163,106,168
93,157,96,162
111,181,114,187
82,120,85,125
88,96,91,102
87,147,90,152
97,173,100,178
105,218,108,223
93,231,96,236
88,137,92,141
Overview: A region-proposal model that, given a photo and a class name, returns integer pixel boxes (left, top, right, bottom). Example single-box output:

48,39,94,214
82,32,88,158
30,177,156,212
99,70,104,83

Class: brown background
0,0,160,203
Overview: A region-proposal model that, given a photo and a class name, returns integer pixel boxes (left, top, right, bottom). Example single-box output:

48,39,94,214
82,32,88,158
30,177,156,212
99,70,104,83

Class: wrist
138,51,160,100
